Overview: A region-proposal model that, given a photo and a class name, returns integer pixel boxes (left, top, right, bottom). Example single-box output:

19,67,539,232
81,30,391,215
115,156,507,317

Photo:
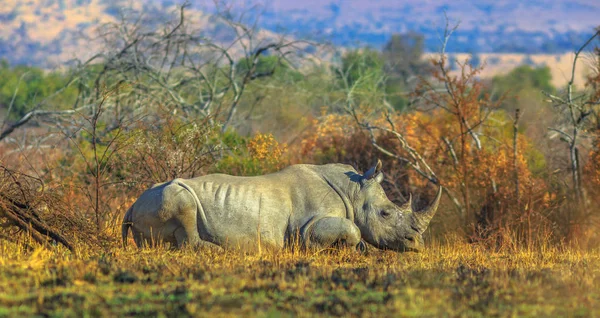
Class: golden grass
1,235,599,317
423,52,597,89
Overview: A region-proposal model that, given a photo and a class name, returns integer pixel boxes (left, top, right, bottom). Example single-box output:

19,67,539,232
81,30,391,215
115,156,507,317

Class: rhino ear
364,159,383,183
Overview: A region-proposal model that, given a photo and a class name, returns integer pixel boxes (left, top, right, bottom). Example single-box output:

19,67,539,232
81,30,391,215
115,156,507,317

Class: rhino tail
122,205,134,249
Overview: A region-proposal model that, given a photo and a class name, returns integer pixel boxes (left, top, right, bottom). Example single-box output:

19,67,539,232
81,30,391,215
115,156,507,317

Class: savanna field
1,3,600,317
1,237,600,317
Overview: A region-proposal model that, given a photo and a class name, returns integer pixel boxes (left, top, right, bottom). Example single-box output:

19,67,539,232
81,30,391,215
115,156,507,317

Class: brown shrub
294,109,558,249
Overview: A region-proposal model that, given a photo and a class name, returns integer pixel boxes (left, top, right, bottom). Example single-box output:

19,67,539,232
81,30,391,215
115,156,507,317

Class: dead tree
0,2,308,142
334,31,443,214
544,30,600,205
337,16,504,237
404,17,499,228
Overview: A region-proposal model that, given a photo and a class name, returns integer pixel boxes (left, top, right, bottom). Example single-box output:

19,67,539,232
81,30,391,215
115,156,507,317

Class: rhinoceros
121,160,442,252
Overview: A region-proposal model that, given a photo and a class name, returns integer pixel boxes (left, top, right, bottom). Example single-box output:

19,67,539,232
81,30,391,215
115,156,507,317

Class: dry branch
543,29,600,204
0,165,74,252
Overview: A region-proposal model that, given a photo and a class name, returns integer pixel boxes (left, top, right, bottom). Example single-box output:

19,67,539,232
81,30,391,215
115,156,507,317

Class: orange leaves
300,107,543,196
585,140,600,189
585,47,600,102
216,132,289,176
473,136,540,200
248,133,288,165
297,113,359,160
542,192,557,209
298,103,554,244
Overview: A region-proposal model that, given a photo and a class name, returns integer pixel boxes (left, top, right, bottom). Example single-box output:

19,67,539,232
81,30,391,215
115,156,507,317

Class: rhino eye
380,210,391,218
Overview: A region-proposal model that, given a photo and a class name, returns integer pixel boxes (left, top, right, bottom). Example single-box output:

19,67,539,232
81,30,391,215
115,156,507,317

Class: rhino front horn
412,186,443,233
399,193,412,211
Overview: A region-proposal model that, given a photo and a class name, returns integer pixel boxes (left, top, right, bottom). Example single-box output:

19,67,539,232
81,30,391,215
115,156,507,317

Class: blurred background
0,0,599,251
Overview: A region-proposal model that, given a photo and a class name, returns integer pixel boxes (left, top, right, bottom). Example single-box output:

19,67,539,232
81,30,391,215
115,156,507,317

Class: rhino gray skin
121,160,442,252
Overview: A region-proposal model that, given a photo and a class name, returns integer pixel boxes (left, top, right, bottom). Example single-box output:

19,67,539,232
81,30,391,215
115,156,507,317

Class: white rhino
121,160,442,252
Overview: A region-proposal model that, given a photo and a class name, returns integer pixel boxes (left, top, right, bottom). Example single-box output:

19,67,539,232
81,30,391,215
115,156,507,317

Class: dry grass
1,234,598,317
423,52,597,89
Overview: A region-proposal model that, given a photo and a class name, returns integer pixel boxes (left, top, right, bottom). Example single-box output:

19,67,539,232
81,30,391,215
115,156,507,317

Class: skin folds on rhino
121,160,442,252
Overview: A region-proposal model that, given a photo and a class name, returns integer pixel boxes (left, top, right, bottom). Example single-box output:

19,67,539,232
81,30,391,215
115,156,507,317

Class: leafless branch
0,103,96,142
543,29,600,204
442,136,459,166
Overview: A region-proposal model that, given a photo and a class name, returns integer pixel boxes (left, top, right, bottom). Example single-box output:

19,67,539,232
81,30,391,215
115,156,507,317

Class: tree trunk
513,109,520,206
570,144,581,204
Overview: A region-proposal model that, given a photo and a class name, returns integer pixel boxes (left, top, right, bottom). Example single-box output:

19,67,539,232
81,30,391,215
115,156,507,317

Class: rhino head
353,160,442,252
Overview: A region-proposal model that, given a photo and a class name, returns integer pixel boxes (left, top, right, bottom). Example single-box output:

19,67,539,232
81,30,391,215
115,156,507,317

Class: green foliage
335,33,430,111
236,55,303,83
0,60,78,119
220,128,248,150
382,33,430,111
213,131,288,176
214,152,270,177
493,65,554,92
382,32,428,80
338,48,385,92
385,79,409,111
491,65,555,107
212,131,259,176
525,142,548,176
483,110,548,176
334,48,388,112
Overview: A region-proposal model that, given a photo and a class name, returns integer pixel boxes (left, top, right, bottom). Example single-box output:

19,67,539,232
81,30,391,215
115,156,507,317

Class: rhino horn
412,186,443,233
364,159,382,180
399,193,412,211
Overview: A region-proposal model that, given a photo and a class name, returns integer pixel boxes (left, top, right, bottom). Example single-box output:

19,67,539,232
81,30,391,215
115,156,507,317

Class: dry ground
0,237,598,317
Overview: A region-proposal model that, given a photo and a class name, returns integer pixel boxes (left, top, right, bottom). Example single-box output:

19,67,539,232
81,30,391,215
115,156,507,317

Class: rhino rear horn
412,186,443,233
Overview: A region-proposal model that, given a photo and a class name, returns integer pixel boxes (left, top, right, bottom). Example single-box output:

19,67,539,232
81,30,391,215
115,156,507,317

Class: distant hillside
0,0,598,68
0,0,274,67
1,0,138,66
246,0,599,53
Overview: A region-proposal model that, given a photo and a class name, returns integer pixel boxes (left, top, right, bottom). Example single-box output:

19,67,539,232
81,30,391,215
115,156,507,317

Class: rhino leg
172,208,202,247
158,182,204,248
173,227,224,251
304,217,362,251
130,226,145,248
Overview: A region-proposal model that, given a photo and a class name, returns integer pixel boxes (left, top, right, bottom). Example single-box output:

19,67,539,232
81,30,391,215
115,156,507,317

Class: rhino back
184,164,356,248
183,173,291,249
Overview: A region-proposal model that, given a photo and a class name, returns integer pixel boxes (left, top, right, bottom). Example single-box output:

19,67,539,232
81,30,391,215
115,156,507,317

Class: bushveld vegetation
0,4,599,316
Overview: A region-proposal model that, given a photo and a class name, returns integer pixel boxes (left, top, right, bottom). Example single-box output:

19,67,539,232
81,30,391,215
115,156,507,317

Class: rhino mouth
400,245,422,253
377,238,422,253
379,244,421,253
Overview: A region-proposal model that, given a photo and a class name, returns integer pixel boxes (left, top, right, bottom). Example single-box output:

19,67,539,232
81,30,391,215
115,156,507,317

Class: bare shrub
115,113,222,188
0,164,74,251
